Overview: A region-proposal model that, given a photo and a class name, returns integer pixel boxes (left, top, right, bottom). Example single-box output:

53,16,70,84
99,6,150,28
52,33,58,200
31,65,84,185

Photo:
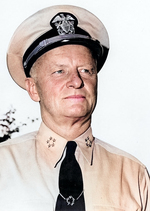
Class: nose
66,71,83,89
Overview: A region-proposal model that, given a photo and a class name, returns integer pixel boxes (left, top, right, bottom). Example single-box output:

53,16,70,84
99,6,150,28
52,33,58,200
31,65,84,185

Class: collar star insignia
85,136,93,147
47,137,56,148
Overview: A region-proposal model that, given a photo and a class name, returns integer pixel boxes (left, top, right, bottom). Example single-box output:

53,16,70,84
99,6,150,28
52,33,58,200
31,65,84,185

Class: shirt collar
36,122,94,167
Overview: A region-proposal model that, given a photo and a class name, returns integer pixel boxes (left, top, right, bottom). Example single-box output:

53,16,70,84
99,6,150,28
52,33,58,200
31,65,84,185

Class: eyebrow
49,63,68,68
48,60,96,70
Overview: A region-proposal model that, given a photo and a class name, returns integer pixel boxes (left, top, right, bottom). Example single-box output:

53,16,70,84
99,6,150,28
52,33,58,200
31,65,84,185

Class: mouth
65,95,85,102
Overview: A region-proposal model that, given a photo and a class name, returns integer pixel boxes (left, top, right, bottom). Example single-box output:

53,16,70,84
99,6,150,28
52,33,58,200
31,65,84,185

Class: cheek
86,79,97,95
87,81,97,106
43,83,62,105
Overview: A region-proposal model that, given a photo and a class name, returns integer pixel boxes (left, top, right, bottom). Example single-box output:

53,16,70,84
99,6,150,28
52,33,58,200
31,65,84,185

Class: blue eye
54,70,63,74
81,69,95,75
80,68,97,77
81,69,90,73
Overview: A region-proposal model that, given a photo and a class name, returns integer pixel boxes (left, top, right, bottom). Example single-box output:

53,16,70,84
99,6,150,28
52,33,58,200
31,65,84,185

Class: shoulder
0,131,39,181
94,137,146,168
0,131,38,155
0,131,37,146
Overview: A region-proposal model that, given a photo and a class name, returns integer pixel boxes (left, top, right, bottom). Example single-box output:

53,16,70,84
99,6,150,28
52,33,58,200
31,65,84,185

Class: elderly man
0,5,149,211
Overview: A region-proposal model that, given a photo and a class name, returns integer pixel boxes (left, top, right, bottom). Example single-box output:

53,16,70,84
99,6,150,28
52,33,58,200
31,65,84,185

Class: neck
42,116,91,141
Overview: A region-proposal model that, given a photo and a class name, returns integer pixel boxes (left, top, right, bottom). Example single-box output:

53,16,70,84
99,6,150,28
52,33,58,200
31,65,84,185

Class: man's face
29,45,97,125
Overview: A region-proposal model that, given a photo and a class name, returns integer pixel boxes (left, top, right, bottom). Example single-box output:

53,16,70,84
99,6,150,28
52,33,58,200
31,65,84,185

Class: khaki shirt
0,122,149,211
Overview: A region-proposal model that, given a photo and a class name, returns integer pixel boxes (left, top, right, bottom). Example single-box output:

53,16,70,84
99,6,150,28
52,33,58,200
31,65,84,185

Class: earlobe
25,78,40,102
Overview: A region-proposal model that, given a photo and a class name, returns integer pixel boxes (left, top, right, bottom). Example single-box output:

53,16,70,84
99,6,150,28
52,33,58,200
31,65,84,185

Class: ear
25,78,40,102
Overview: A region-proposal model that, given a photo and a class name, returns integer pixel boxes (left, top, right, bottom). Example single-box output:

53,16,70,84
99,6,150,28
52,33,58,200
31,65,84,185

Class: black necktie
55,141,85,211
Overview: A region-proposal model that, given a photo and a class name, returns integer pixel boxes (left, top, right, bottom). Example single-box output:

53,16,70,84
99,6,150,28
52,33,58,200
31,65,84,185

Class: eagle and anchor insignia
50,13,78,35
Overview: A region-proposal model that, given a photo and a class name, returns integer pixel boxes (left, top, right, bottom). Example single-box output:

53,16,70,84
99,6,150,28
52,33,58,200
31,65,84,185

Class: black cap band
23,35,104,77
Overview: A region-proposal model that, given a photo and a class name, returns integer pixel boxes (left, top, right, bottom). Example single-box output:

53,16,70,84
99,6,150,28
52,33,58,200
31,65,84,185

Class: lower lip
65,96,85,102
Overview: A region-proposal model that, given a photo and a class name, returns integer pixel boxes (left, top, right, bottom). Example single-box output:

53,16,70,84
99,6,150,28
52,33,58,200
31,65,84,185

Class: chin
65,110,90,119
63,104,92,118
